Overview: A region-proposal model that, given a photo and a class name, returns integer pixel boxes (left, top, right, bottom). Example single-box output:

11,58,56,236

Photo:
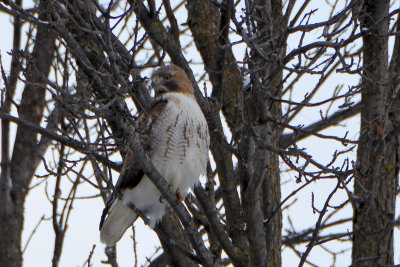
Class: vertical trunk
353,1,398,266
262,1,284,265
262,147,282,267
0,1,56,266
0,0,22,265
239,0,284,265
0,196,23,267
186,0,249,259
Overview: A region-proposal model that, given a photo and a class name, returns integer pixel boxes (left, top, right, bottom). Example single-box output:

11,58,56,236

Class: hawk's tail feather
100,201,138,246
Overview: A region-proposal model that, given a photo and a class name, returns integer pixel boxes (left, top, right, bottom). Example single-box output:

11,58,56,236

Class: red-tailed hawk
99,65,209,246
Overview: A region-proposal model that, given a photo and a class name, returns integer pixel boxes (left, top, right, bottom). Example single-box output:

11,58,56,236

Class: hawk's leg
176,191,183,204
159,192,182,203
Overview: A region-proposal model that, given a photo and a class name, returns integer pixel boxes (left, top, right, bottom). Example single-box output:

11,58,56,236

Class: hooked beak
150,76,158,88
150,77,167,96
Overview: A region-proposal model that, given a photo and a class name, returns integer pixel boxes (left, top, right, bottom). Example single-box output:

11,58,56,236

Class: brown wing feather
116,98,168,190
115,150,144,190
99,99,168,229
137,98,168,152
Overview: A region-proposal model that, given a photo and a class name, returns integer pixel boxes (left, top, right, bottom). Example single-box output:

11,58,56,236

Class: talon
176,191,183,204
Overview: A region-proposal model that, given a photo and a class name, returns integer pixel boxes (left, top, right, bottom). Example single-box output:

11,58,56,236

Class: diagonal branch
280,102,361,148
0,112,121,171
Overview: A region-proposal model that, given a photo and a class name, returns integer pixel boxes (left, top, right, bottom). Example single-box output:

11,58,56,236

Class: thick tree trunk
263,2,284,265
186,1,250,261
188,1,284,265
237,0,284,265
0,198,23,267
0,1,56,266
353,1,398,266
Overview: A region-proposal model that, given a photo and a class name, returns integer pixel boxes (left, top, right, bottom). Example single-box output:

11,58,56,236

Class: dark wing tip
99,205,109,230
99,193,117,230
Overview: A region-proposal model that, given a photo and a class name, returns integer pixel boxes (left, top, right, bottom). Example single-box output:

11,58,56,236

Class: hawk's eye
164,74,170,80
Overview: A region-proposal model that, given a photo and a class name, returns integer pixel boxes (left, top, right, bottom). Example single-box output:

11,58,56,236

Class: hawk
99,65,210,246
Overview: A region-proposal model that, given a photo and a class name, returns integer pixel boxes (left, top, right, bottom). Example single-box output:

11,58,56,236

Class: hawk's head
150,65,194,96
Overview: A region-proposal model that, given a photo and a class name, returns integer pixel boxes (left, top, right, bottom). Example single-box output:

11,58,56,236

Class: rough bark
262,2,284,265
187,0,243,132
238,0,284,265
157,211,197,267
0,1,56,266
352,1,399,266
186,0,249,260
